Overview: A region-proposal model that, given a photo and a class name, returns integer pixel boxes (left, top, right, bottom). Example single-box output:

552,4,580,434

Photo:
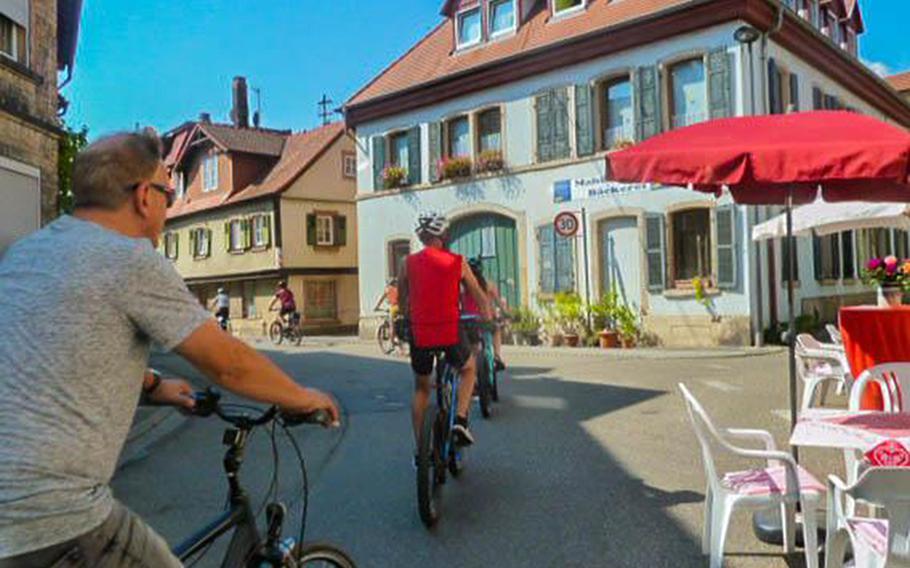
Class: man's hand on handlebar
147,377,196,411
283,388,341,427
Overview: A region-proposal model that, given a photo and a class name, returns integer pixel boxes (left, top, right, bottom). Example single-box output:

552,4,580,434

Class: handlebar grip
191,388,221,417
281,409,333,427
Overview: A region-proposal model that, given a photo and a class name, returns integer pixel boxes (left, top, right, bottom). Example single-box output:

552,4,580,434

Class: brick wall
0,0,61,224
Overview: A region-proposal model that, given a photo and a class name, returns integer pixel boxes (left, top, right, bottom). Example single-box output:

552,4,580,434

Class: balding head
72,128,163,210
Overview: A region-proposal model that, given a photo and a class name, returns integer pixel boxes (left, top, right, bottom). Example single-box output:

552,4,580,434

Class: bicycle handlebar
191,388,333,428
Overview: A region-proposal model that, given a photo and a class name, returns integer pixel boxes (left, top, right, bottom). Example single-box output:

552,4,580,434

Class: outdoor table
790,408,910,451
840,306,910,410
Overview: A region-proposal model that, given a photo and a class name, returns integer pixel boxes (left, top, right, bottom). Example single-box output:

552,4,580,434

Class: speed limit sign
554,211,580,237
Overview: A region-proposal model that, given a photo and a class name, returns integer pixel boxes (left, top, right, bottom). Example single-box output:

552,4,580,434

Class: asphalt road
115,342,840,567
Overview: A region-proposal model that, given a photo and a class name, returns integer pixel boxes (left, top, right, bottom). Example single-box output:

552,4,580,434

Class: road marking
511,395,568,410
701,380,741,393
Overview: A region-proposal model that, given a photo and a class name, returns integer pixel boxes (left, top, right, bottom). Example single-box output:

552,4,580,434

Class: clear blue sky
64,0,909,138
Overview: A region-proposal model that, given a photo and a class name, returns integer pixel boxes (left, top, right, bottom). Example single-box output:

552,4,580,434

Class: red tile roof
887,71,910,93
167,122,345,220
347,0,693,107
198,123,287,157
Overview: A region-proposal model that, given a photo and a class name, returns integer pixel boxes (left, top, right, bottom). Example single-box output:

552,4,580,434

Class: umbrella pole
786,190,799,462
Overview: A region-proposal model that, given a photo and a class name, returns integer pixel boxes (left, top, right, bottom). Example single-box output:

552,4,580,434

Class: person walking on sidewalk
0,129,339,567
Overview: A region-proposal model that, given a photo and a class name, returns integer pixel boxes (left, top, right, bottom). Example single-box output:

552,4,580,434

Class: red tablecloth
840,306,910,409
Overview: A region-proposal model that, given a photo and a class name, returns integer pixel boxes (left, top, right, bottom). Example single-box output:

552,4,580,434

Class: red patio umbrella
605,111,910,438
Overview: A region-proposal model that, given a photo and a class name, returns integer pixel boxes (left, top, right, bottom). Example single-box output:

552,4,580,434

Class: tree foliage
57,124,88,215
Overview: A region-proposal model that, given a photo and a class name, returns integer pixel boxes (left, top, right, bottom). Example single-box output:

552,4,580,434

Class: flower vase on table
863,256,909,308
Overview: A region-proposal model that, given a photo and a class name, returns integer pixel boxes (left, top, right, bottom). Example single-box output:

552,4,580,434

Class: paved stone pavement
114,341,842,567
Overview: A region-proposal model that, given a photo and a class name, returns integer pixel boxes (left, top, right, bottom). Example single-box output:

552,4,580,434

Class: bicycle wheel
417,405,442,528
292,326,303,346
376,320,394,355
269,321,284,345
291,542,357,567
492,365,500,402
477,347,493,419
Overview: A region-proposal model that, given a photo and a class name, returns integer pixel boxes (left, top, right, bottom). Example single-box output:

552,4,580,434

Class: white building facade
345,0,910,347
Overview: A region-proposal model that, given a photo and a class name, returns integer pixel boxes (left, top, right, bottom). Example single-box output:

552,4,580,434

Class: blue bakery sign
553,175,652,203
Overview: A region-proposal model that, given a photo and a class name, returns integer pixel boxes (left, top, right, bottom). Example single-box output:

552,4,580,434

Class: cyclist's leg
410,346,435,449
449,327,476,421
493,324,506,369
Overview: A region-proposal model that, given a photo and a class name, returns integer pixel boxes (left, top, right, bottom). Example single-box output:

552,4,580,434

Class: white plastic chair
796,334,852,410
825,467,910,568
849,363,910,413
678,383,823,568
826,324,844,346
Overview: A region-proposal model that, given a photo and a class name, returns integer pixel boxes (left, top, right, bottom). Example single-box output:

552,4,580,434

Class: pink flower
868,258,883,270
886,256,899,268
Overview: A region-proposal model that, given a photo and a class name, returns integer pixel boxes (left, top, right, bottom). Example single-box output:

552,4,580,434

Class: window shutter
707,48,734,120
335,216,347,246
813,234,824,280
841,231,855,279
371,136,385,191
224,222,231,251
715,205,737,289
407,126,421,186
645,214,666,292
812,86,824,110
553,87,571,160
555,232,576,292
535,90,554,162
537,226,555,293
306,214,316,245
244,219,253,249
832,234,842,280
174,233,179,260
768,58,782,114
635,66,661,140
206,229,212,257
264,216,272,246
789,73,800,112
428,122,442,182
574,83,595,157
190,230,197,257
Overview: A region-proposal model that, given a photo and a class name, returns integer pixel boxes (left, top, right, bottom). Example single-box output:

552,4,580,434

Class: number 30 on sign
554,211,580,238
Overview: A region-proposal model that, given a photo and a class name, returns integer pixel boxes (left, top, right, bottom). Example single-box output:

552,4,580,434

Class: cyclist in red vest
398,212,492,451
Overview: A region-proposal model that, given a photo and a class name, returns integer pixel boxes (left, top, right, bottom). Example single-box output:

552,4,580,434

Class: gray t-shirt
0,216,211,558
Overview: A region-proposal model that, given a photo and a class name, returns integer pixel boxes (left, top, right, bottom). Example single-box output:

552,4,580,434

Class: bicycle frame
436,357,461,465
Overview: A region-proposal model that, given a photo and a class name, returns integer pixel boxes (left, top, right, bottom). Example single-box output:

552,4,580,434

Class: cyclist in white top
210,287,231,331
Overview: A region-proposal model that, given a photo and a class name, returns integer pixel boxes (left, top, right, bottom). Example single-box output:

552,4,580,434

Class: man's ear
132,183,153,218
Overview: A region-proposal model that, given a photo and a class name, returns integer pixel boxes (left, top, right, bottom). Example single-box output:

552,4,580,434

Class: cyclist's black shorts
216,307,230,319
409,326,471,376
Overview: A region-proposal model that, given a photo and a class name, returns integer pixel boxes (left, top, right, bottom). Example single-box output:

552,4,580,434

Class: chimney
231,76,250,129
199,112,211,123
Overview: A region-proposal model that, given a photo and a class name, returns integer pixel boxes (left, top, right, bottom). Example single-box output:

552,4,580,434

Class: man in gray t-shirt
0,129,339,566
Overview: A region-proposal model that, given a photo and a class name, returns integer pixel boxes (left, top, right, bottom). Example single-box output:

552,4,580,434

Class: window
0,15,21,63
857,228,892,262
669,59,707,129
305,281,338,320
316,215,334,246
671,209,711,282
600,77,634,149
342,152,357,179
389,132,409,170
229,220,245,251
446,116,471,158
537,225,575,294
489,0,515,37
164,232,179,260
456,8,481,48
553,0,584,16
815,234,841,280
388,239,411,278
252,215,270,248
203,155,218,192
476,108,502,153
895,229,910,260
243,281,258,319
175,171,185,199
191,228,211,258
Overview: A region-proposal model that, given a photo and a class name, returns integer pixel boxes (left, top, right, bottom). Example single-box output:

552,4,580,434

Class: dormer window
489,0,516,38
456,7,482,49
553,0,585,17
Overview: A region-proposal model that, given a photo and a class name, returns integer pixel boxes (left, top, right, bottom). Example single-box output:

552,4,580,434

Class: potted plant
553,292,585,347
475,150,505,174
382,165,407,189
613,303,641,348
437,156,473,180
540,302,563,347
590,290,620,348
863,256,910,307
511,306,541,346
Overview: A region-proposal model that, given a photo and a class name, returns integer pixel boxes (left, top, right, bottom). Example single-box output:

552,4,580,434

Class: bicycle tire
376,320,394,355
477,346,493,419
417,405,441,528
292,326,303,346
269,321,284,345
492,366,500,402
291,542,357,567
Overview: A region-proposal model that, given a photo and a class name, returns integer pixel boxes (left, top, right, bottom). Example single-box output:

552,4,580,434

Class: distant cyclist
465,258,509,371
269,281,298,326
398,213,492,453
374,278,404,354
210,286,231,331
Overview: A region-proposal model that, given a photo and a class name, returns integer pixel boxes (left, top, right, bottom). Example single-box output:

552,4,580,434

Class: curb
500,344,786,360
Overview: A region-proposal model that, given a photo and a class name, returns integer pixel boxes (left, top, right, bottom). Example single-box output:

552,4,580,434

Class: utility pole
318,94,334,126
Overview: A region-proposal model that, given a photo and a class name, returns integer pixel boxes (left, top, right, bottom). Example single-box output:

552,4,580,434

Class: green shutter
789,73,800,112
174,233,179,260
371,136,385,191
635,66,661,140
335,215,347,246
306,214,316,245
555,232,575,292
645,214,666,292
407,126,421,186
428,122,442,182
813,234,824,281
224,222,231,251
842,231,855,279
716,205,737,289
264,215,272,247
537,226,555,293
574,83,595,157
553,87,571,160
832,234,842,280
244,219,253,249
708,48,734,120
535,90,555,162
812,86,824,110
206,229,212,257
768,58,782,114
190,229,197,257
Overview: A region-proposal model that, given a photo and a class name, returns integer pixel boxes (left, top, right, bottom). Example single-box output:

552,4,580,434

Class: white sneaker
452,423,475,446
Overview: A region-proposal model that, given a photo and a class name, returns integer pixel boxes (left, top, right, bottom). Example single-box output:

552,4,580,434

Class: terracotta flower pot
564,333,580,347
598,330,619,348
621,337,637,349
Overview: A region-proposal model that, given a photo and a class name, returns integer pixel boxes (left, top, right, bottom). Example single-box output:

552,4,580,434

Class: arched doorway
449,213,520,308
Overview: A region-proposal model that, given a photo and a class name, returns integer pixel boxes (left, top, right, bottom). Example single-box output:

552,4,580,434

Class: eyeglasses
130,182,176,208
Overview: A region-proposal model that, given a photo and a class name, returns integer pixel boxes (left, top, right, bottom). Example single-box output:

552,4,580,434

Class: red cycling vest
407,247,462,348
